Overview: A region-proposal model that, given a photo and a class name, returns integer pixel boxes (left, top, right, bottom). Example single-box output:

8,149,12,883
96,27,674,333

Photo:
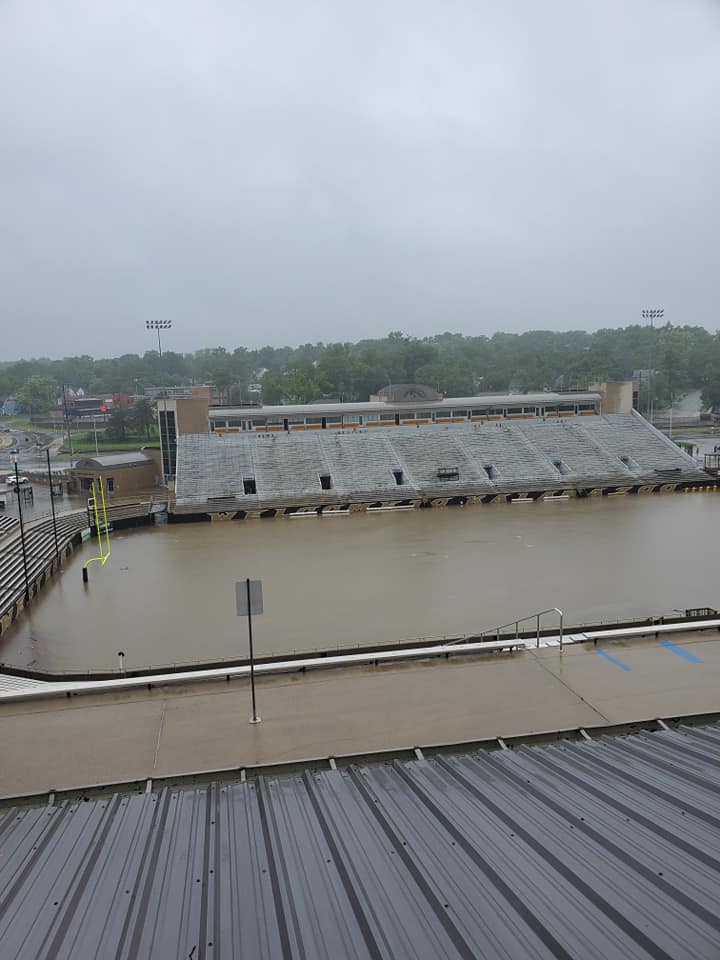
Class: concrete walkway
0,633,718,798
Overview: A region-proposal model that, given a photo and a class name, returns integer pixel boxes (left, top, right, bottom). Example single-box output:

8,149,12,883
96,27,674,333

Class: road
0,427,68,474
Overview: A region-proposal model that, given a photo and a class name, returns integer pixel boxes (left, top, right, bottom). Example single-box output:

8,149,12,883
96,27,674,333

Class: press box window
319,473,333,490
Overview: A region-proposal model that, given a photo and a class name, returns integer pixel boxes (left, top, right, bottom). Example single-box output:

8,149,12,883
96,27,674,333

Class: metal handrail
452,607,564,651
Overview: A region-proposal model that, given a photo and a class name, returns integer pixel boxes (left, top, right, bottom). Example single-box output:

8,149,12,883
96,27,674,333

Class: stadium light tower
146,319,172,359
641,308,664,422
145,320,173,483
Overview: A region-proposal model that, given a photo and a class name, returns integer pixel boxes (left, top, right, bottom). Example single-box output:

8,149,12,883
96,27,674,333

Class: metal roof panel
1,724,720,959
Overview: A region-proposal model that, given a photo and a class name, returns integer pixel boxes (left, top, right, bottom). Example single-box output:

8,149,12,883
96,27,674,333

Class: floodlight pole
145,320,172,484
14,459,30,602
46,448,60,568
641,308,664,422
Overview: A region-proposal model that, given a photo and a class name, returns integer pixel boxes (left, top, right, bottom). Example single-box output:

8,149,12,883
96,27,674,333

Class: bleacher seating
0,516,19,538
322,434,403,498
174,412,708,508
390,431,490,493
582,414,701,478
253,434,332,498
514,419,633,484
175,434,256,502
453,423,559,489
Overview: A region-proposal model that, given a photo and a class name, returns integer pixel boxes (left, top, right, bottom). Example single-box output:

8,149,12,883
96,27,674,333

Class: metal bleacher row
0,500,159,626
0,512,88,625
174,411,708,509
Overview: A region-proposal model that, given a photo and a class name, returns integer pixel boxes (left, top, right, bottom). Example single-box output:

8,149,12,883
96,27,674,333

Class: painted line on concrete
595,649,631,671
659,641,703,664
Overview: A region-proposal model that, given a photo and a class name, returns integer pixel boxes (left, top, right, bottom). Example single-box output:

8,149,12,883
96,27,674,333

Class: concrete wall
588,380,636,414
170,397,210,435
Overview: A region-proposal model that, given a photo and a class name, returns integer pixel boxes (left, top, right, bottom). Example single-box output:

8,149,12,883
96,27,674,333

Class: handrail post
536,614,540,649
559,610,563,651
515,621,519,639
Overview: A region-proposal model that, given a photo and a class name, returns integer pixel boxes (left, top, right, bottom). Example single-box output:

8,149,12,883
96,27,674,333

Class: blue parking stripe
660,641,703,664
595,649,631,671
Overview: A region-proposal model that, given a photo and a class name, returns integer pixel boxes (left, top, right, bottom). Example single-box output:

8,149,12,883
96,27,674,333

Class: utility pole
62,383,75,466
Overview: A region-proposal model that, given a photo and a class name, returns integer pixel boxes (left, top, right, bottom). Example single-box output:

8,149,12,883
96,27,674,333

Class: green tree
130,399,155,439
282,360,322,403
105,407,129,440
260,369,284,404
16,374,59,413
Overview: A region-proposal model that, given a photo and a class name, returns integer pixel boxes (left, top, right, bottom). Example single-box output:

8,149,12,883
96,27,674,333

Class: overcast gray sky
1,1,719,360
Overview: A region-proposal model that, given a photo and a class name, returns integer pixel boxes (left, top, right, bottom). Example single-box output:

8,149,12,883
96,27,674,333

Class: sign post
236,578,263,723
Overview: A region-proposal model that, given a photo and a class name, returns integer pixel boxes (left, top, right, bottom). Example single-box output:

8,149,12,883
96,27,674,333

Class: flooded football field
1,493,717,672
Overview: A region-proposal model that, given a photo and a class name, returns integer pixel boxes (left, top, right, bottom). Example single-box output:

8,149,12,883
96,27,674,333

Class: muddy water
2,494,718,672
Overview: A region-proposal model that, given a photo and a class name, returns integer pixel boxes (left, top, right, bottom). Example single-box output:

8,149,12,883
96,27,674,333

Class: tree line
4,324,720,414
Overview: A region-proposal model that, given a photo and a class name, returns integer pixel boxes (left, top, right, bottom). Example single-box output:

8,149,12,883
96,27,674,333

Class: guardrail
451,607,564,650
0,637,527,702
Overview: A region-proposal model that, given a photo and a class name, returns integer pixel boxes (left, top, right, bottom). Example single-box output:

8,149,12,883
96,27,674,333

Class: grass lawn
0,415,36,431
59,437,158,453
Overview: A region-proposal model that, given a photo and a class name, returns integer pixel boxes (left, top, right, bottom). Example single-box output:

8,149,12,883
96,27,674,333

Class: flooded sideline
1,494,718,672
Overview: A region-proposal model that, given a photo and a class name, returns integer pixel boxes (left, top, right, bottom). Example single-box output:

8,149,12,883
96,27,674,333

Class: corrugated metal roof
2,723,720,959
210,392,602,419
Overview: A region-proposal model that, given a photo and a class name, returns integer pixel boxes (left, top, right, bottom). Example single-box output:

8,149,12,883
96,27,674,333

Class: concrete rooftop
1,632,719,798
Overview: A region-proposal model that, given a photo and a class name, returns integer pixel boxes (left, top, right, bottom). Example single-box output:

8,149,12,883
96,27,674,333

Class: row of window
212,404,597,431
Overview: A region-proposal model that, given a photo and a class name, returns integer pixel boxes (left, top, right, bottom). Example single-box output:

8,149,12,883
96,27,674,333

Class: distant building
71,452,161,494
67,397,109,419
145,384,215,401
370,384,442,402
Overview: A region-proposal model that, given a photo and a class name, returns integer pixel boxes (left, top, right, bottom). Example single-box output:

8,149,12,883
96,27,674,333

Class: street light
641,308,664,422
145,321,173,484
14,458,30,602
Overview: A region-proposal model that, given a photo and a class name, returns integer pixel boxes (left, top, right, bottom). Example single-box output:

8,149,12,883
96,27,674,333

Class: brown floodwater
2,493,718,673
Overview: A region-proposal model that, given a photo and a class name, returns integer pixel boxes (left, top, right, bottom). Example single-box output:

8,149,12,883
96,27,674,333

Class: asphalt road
0,427,67,474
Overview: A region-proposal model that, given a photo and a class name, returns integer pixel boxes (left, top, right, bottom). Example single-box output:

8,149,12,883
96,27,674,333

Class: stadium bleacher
174,412,708,509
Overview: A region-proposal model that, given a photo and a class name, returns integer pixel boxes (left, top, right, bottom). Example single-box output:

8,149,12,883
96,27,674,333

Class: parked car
6,475,29,486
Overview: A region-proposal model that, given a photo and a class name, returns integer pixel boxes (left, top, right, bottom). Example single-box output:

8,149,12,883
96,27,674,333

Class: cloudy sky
1,1,719,360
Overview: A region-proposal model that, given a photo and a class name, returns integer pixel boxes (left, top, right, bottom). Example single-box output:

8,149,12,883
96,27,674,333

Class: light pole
145,320,172,484
14,458,30,602
46,448,60,568
61,383,74,467
641,308,664,422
